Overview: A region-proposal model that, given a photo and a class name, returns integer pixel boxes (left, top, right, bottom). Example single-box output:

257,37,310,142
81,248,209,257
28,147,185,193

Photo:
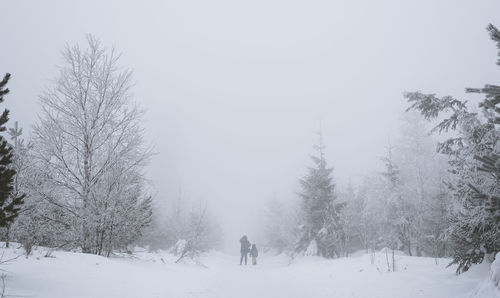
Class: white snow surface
1,245,497,298
470,252,500,298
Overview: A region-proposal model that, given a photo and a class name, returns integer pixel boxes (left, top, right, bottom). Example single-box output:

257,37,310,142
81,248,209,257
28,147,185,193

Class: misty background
1,0,500,251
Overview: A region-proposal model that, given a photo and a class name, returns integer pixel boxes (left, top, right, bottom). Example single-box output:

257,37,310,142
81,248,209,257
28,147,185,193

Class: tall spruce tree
296,131,345,258
405,24,500,273
0,73,24,227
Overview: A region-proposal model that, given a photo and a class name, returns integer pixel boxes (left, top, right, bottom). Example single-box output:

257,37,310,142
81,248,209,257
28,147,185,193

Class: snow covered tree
0,73,24,228
338,112,452,261
349,194,382,257
296,132,345,258
405,23,500,273
12,162,68,254
338,184,360,257
349,176,387,254
420,185,452,263
395,112,452,257
0,122,31,247
379,112,452,259
380,144,412,255
32,35,153,255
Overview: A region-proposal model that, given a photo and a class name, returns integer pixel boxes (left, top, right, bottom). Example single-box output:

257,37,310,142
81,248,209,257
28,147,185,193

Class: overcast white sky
1,0,500,251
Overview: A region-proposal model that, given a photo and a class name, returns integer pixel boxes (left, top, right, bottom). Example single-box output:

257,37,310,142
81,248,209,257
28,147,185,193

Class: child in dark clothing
250,244,258,265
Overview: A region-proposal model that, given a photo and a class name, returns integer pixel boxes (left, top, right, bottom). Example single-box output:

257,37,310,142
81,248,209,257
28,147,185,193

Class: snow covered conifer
1,121,31,247
296,131,345,258
0,73,24,228
405,23,500,273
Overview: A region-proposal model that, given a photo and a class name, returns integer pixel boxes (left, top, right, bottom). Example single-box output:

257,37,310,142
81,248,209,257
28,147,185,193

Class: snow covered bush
173,204,221,263
143,195,221,260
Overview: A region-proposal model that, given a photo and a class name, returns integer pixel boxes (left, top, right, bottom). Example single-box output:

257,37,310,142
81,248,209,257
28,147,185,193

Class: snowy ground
1,245,498,298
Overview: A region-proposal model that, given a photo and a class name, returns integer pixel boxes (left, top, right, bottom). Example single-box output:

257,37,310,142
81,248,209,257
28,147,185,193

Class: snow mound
305,239,318,256
469,253,500,298
173,239,187,255
491,253,500,290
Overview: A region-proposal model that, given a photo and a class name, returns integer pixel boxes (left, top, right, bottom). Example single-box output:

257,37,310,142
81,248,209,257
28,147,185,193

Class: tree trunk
5,224,10,248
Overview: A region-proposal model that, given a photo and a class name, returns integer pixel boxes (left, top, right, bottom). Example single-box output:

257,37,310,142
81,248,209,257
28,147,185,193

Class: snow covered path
3,247,492,298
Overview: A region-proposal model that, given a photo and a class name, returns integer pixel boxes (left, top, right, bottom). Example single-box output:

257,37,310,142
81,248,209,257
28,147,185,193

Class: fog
1,0,499,251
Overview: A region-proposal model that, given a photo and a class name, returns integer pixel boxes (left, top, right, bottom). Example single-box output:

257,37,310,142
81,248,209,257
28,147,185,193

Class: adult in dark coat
239,235,251,265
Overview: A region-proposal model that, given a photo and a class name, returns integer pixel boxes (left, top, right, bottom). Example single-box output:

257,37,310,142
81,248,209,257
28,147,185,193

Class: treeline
264,114,450,262
264,24,500,274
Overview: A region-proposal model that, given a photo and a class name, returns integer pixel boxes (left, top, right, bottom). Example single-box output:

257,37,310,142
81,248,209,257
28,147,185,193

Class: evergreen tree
0,73,24,227
2,121,30,247
405,23,500,273
296,131,345,258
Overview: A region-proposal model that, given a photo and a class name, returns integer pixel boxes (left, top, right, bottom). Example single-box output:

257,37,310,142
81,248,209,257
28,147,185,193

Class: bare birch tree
32,34,152,255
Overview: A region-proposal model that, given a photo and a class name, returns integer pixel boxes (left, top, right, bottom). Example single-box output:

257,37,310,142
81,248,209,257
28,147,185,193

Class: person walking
250,244,259,265
239,235,251,265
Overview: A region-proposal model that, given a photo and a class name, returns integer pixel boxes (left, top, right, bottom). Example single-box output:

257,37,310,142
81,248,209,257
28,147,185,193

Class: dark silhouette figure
240,235,251,265
250,244,258,265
